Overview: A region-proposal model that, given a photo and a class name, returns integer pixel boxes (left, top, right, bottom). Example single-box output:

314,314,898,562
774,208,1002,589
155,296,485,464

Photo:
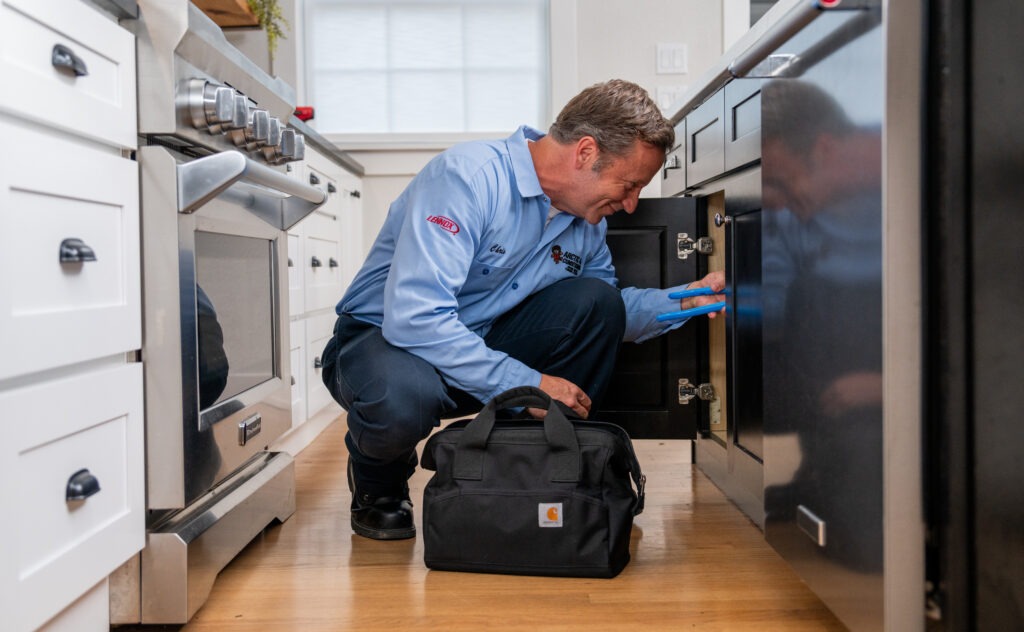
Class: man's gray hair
549,79,675,165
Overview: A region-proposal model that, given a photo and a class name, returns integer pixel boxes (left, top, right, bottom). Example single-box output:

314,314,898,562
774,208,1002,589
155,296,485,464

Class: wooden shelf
192,0,259,28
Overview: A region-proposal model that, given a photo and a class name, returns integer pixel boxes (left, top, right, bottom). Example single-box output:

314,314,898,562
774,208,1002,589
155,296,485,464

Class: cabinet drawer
0,121,140,380
0,0,136,148
305,313,337,417
661,120,686,196
686,90,726,187
303,212,343,314
724,79,763,172
0,364,144,632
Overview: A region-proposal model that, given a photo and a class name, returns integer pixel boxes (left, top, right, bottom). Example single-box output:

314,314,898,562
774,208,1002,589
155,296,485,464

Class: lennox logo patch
426,215,459,234
538,502,563,528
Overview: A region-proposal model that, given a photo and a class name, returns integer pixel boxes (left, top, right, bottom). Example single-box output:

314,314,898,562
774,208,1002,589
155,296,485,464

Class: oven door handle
177,151,327,228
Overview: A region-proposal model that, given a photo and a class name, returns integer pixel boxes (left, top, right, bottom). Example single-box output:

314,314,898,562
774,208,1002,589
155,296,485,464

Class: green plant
247,0,290,61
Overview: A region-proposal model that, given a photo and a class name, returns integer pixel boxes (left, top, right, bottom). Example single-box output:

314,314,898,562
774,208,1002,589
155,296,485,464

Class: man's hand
682,270,726,319
530,374,591,419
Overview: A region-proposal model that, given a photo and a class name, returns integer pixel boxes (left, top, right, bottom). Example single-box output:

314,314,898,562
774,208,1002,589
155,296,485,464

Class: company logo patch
549,244,581,275
538,502,563,528
426,215,459,234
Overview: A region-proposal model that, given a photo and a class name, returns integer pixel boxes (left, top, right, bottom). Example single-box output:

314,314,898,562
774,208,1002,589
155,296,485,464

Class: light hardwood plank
179,418,844,631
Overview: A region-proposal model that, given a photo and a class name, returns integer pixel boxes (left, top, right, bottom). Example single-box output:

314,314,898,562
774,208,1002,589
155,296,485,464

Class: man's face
563,140,665,225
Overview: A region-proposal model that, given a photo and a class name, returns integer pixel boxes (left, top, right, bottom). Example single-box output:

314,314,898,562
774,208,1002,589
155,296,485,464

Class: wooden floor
180,417,844,631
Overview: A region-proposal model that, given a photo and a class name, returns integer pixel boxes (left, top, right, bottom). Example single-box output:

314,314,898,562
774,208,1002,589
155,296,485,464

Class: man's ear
574,136,599,170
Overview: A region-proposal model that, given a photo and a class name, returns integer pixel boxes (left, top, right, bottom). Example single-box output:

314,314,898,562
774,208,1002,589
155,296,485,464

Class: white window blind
305,0,549,134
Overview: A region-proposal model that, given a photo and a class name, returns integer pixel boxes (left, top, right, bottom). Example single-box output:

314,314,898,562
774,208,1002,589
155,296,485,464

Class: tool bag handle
453,386,580,483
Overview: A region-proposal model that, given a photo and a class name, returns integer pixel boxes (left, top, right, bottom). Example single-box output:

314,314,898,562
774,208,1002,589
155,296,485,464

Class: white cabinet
0,0,137,148
0,365,144,632
285,146,363,427
0,121,140,381
0,1,141,630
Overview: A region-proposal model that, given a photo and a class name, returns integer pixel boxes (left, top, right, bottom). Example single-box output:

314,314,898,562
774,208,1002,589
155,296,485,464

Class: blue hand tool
667,286,725,300
657,286,727,322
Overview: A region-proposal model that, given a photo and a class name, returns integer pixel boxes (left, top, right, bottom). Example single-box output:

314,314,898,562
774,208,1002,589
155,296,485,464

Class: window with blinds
305,0,550,135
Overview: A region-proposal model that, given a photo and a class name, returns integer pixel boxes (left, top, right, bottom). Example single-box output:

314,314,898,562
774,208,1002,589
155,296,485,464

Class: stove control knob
229,108,269,149
210,94,249,134
265,128,297,162
274,133,306,165
261,117,282,152
291,133,306,162
187,79,235,131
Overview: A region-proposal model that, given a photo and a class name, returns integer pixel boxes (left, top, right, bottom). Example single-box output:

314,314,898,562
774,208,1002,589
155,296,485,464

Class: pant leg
484,277,626,411
321,314,463,495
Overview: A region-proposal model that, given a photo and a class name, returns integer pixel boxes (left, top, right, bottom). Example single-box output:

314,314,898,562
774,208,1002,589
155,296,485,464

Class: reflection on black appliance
762,79,883,572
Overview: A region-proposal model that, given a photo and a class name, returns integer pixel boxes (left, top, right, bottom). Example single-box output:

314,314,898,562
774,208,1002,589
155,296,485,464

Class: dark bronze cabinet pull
52,43,88,77
310,256,322,268
313,356,323,369
327,183,337,193
329,257,338,268
350,190,361,198
309,173,320,185
66,468,101,502
60,238,97,263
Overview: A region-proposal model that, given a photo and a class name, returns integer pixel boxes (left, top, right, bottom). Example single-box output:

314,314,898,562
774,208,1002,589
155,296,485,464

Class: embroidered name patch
426,215,459,234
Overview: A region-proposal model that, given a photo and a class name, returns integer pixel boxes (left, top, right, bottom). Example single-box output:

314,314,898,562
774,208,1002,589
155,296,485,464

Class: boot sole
351,515,416,540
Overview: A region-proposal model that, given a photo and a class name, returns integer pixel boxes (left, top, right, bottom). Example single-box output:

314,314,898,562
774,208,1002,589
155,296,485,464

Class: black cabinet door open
598,197,704,439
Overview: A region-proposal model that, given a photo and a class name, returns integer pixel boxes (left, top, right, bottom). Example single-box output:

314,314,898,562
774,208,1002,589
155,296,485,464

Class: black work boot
347,457,416,540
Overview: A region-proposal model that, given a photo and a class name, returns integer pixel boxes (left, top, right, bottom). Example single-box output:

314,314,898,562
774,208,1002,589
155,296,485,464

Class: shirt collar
506,125,546,199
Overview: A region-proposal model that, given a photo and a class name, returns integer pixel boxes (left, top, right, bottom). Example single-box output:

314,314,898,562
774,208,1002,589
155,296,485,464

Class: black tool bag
421,386,646,578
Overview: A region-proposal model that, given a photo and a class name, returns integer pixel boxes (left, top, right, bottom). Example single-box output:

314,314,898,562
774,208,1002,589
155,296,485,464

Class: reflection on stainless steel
761,7,884,631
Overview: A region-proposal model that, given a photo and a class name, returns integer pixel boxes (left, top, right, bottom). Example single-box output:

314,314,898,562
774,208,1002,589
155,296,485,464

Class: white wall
267,0,750,257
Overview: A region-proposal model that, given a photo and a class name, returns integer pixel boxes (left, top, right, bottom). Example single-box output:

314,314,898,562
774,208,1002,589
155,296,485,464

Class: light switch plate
656,85,688,113
656,43,688,74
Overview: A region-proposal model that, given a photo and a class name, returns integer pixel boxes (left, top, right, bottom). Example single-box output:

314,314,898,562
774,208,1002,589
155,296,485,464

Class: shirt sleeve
581,222,696,343
380,156,541,403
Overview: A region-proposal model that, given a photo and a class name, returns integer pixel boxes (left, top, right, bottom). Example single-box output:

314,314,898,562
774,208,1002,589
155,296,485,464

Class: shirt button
512,283,519,290
482,269,489,275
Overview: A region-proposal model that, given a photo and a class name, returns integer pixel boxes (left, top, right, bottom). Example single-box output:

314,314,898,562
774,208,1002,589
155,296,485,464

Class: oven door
178,198,291,504
141,145,324,509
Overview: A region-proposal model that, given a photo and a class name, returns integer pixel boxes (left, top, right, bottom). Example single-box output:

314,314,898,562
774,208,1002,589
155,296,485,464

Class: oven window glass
194,231,276,409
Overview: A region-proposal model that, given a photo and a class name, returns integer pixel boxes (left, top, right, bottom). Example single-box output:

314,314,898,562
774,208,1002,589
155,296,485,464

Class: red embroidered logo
426,215,459,234
550,245,562,263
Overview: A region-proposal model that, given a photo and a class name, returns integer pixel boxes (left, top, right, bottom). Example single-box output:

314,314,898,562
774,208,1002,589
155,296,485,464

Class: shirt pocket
460,258,516,298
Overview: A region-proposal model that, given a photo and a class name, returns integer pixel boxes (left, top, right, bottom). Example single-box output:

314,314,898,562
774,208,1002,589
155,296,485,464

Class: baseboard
271,403,345,456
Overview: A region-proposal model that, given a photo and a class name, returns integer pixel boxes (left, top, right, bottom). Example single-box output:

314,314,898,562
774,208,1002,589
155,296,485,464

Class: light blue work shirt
338,125,693,403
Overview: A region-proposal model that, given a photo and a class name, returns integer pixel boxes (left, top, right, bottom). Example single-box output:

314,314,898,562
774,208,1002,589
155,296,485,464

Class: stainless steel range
110,0,326,624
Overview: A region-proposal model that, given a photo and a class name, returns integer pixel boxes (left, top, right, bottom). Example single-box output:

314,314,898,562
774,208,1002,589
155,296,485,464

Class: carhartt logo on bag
538,503,563,527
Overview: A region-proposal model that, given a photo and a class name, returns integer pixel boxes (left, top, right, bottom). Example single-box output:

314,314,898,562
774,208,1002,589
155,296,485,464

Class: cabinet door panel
599,197,703,439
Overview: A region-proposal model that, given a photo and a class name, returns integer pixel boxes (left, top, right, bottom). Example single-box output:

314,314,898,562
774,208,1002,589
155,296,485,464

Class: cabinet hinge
676,233,714,260
678,378,715,404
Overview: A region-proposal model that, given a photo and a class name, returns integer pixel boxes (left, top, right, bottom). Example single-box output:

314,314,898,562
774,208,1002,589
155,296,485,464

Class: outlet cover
656,43,688,74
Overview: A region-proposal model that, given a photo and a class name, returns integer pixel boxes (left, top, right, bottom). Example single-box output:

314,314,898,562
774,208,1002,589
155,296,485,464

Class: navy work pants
321,277,626,496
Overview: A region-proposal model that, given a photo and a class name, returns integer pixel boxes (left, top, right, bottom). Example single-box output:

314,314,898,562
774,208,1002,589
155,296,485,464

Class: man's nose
622,190,640,214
